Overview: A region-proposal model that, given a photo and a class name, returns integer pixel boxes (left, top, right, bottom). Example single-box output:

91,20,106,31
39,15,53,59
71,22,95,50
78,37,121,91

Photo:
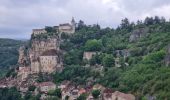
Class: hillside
53,17,170,99
0,16,170,100
0,38,26,77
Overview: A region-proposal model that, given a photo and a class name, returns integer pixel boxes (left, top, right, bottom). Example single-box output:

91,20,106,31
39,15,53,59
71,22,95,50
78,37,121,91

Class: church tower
71,17,76,33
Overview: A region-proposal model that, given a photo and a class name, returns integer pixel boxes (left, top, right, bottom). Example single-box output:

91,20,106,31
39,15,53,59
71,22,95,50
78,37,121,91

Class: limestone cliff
18,32,63,75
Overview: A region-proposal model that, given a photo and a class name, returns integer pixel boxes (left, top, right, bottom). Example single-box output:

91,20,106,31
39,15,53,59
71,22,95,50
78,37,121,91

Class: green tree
92,90,100,99
102,54,114,67
28,85,36,91
77,93,87,100
85,39,102,51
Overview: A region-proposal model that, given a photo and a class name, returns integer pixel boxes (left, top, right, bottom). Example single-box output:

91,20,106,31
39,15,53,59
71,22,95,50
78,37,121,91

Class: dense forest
53,16,170,99
0,38,25,77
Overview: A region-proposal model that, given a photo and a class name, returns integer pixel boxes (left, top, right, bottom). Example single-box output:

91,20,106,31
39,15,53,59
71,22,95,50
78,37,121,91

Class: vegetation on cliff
54,16,170,99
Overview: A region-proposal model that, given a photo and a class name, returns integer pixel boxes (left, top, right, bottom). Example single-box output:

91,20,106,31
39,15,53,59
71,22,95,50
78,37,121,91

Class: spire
71,17,75,24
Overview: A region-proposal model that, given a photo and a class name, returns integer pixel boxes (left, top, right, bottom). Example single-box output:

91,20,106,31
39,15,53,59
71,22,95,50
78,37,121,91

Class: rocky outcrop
129,27,149,42
83,52,96,61
29,36,63,74
17,32,63,76
18,46,29,66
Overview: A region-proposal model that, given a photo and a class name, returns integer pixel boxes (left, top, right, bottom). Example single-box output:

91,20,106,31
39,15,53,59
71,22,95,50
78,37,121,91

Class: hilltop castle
32,18,76,35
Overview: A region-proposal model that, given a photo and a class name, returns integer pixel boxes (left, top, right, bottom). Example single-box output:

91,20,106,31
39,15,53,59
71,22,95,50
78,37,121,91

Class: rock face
129,27,149,42
29,36,63,74
83,52,96,61
18,46,29,66
18,33,63,75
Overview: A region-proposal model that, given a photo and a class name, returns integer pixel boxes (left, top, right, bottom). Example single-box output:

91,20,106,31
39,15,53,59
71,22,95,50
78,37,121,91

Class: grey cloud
0,0,170,39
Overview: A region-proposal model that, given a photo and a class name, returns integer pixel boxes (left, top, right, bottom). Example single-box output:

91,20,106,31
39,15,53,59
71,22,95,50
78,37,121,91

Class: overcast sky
1,0,170,39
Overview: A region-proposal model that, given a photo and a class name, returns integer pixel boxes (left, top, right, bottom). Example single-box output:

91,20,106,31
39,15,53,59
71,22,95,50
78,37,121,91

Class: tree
85,39,102,51
144,17,154,25
92,90,100,99
45,26,56,33
102,54,114,67
54,88,62,98
28,85,36,91
77,93,87,100
77,20,85,30
154,16,161,24
120,18,130,29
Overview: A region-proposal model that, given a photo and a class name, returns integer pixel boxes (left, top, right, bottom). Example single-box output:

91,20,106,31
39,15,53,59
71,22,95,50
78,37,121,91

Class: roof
79,88,86,94
103,88,113,93
39,82,56,87
41,49,58,56
61,80,71,86
59,23,71,26
112,91,135,100
32,29,46,31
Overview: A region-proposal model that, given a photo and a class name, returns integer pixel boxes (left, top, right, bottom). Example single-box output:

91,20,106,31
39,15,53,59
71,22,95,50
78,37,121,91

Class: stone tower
71,17,76,33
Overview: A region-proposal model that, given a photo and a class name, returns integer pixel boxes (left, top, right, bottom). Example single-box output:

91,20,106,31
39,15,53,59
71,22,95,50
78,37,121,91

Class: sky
1,0,170,39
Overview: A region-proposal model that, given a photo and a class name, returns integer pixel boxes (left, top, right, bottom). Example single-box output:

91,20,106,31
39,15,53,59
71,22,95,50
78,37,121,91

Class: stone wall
32,29,46,35
39,56,58,73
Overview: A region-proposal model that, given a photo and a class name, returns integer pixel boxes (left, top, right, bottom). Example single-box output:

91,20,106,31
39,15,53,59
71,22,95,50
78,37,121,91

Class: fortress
32,18,76,35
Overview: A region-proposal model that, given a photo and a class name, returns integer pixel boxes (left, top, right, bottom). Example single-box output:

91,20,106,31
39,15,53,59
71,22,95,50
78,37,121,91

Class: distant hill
0,38,26,77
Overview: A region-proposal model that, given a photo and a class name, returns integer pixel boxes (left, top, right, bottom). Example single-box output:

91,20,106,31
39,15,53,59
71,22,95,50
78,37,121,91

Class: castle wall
32,29,46,35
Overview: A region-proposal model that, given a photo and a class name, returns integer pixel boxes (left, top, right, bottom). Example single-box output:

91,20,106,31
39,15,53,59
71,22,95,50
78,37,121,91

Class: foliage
102,54,114,67
0,38,25,77
48,88,61,98
85,39,102,51
77,93,87,100
0,87,21,100
92,90,100,99
28,85,36,91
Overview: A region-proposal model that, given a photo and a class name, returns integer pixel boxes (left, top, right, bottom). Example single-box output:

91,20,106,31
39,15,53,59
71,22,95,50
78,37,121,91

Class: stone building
39,49,61,73
38,82,56,93
31,59,40,74
32,29,46,35
112,91,135,100
29,36,63,74
58,18,76,34
17,67,30,81
32,18,76,35
103,88,114,100
83,52,96,61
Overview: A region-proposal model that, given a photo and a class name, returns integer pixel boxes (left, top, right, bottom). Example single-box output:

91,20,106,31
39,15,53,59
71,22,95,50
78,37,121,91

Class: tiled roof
39,82,56,87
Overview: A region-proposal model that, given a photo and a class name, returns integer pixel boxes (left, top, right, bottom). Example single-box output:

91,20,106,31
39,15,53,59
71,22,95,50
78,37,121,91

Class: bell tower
71,17,76,33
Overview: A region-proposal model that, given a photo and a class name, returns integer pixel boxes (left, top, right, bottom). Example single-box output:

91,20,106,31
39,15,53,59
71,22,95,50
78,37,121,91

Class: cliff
18,31,63,75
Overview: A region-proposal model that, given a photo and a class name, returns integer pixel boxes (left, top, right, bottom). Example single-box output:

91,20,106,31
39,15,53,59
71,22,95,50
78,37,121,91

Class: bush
92,90,100,99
